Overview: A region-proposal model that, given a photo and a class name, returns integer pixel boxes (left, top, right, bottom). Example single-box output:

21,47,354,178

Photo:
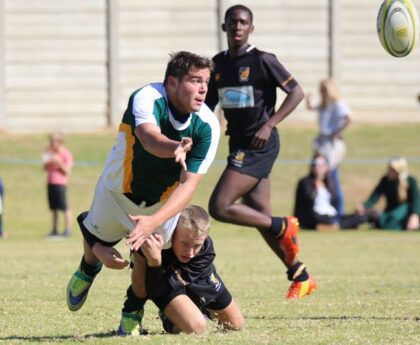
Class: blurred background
0,0,420,132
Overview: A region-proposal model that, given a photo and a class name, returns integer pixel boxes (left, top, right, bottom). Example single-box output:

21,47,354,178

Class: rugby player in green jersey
66,52,220,333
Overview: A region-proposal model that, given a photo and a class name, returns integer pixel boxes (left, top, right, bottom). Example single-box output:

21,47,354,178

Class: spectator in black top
294,153,366,230
205,4,316,299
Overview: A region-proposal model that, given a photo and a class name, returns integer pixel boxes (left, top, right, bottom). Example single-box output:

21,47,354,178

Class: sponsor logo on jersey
231,150,245,168
238,66,250,82
209,272,222,291
218,86,254,109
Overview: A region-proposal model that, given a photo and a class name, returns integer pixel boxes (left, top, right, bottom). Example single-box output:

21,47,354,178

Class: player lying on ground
118,205,244,335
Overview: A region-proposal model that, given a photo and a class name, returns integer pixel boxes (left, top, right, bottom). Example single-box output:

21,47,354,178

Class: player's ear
167,75,177,88
250,24,255,33
221,23,227,32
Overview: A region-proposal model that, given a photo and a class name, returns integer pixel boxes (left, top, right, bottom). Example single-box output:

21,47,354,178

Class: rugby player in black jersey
122,205,244,334
205,4,317,299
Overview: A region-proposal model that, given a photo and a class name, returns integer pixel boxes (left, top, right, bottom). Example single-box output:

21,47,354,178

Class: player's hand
174,137,192,171
355,204,366,216
126,214,159,251
406,213,419,230
141,233,164,267
250,124,272,149
92,243,129,269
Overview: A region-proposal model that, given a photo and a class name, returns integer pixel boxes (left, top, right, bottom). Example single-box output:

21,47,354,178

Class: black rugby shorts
227,127,280,179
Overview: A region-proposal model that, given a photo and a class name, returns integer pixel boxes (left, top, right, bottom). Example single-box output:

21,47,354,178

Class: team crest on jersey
215,73,221,81
238,66,250,82
208,272,222,291
231,150,245,168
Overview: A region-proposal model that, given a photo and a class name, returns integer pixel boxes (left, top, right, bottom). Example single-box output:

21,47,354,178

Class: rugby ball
377,0,419,57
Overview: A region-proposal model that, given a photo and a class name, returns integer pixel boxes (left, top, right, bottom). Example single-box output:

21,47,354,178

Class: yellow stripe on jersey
160,181,179,203
282,75,294,87
119,123,135,193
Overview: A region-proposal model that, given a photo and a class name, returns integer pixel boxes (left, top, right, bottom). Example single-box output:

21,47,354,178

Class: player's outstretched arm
135,123,192,162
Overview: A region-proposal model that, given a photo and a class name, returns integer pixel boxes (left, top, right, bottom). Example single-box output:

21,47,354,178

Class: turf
0,124,419,344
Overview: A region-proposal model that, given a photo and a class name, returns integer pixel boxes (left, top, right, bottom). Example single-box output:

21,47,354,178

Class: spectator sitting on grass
294,153,367,230
356,157,420,231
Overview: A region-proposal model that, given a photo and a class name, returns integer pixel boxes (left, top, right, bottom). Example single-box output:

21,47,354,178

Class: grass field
0,124,419,344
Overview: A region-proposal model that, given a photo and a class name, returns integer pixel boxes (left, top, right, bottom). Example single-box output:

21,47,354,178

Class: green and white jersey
101,82,220,204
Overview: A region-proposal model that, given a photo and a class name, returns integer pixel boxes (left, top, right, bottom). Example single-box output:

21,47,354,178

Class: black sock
265,217,286,238
286,261,309,282
80,256,102,278
122,285,147,313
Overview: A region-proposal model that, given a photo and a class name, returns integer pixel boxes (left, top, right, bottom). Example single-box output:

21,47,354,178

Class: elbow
294,85,305,103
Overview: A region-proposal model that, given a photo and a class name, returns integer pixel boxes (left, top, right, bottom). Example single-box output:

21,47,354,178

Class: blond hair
320,79,341,107
49,131,65,144
177,205,210,237
388,157,409,202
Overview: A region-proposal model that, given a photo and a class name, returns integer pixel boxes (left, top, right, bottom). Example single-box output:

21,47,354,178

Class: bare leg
209,168,271,228
64,209,73,232
52,210,58,233
209,168,295,267
208,298,244,331
242,178,294,267
163,295,207,334
131,251,147,298
83,239,100,265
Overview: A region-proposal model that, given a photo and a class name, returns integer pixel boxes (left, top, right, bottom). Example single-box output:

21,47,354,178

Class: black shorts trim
77,212,120,248
47,184,68,211
227,127,280,179
151,270,232,312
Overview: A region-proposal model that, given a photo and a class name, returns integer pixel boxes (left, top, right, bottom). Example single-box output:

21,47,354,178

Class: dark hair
224,4,253,23
164,51,214,85
309,152,336,199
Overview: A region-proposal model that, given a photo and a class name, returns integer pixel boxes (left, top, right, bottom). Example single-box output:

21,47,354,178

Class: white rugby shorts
83,177,179,249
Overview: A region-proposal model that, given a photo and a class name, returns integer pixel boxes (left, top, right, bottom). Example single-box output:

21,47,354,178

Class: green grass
0,124,419,344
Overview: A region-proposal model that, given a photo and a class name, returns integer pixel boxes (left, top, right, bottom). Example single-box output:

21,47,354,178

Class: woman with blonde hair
356,157,420,230
306,79,352,217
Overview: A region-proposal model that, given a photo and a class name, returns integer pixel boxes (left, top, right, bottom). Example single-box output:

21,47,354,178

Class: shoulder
408,175,419,185
193,104,220,133
132,83,166,103
255,49,282,65
200,237,215,256
212,51,227,63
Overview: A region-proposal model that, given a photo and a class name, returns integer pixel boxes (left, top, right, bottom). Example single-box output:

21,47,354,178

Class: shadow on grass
0,328,164,342
0,331,114,342
249,315,420,321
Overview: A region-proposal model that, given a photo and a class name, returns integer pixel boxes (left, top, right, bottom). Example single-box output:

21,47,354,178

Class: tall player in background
205,4,316,299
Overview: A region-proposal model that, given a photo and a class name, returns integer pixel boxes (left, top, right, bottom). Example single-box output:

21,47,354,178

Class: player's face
169,68,210,114
172,227,207,263
312,156,329,178
224,9,254,48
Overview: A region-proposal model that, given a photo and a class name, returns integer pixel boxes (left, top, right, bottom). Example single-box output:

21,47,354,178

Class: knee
222,313,245,331
226,315,245,331
183,316,207,334
208,197,227,221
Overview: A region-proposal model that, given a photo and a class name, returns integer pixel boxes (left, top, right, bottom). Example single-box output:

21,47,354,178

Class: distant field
0,123,419,344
